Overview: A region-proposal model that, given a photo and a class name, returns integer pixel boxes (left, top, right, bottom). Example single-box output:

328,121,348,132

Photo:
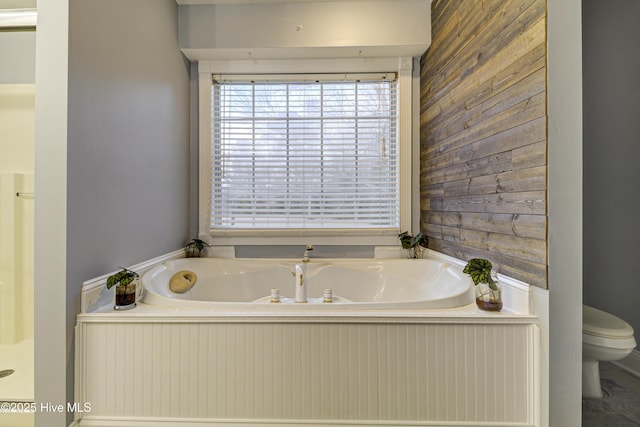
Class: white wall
547,0,583,425
0,84,35,172
178,0,431,60
583,0,640,351
34,1,69,425
0,31,35,83
0,172,34,345
0,12,36,351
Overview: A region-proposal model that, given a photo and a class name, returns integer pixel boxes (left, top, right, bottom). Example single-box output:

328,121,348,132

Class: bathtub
141,257,475,310
76,251,540,426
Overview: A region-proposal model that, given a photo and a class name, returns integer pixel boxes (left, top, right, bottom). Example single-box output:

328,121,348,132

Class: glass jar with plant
106,267,140,310
185,238,210,258
398,231,428,259
463,258,503,312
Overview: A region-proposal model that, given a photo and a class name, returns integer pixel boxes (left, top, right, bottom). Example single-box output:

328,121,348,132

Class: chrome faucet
302,244,314,263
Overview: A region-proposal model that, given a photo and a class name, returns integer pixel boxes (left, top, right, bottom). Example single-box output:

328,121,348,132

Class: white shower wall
0,83,35,346
0,172,34,345
0,84,35,172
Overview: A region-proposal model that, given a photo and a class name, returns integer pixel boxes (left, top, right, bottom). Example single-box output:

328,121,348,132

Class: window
199,59,414,245
211,74,397,230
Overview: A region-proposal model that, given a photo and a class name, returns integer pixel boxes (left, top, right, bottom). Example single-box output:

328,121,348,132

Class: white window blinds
210,73,399,231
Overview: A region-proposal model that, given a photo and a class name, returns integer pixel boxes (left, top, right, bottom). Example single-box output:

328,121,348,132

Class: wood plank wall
420,0,547,288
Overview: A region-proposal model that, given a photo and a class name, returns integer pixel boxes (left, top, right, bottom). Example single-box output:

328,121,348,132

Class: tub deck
79,300,537,323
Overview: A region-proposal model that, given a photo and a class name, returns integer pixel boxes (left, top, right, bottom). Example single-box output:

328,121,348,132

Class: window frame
198,57,415,246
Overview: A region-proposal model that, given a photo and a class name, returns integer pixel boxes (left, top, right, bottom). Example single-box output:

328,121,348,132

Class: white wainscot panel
75,320,538,426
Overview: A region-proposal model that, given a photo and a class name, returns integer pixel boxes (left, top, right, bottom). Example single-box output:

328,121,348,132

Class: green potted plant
398,231,428,259
185,238,210,258
106,267,140,310
463,258,502,311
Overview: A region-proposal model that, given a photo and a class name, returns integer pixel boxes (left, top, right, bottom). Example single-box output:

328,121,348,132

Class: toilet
582,305,636,398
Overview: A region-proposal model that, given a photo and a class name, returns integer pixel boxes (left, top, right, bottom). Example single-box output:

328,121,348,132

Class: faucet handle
306,244,314,251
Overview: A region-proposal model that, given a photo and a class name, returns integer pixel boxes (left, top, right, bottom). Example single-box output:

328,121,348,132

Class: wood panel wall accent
420,0,547,288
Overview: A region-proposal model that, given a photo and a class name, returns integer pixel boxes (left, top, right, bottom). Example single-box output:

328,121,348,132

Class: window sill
204,231,400,247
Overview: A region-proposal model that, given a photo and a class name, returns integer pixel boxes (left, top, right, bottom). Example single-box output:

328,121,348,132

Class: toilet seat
583,305,636,349
584,305,634,338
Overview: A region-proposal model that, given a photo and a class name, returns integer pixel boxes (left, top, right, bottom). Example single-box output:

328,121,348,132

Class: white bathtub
77,252,539,427
141,257,475,310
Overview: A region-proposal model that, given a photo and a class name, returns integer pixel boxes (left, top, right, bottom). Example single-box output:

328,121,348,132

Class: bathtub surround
74,249,540,426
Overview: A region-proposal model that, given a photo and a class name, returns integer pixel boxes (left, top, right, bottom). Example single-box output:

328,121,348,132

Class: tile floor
582,362,640,426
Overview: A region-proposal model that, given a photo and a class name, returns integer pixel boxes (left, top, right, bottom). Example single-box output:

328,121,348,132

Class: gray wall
583,0,640,349
66,0,191,416
68,0,190,279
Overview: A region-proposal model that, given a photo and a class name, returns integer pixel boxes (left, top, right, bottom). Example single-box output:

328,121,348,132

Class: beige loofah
170,270,198,293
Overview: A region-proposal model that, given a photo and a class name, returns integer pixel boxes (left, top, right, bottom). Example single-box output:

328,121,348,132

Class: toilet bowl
582,305,636,398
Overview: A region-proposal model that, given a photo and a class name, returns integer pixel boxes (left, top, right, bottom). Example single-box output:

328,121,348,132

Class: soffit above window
178,0,431,61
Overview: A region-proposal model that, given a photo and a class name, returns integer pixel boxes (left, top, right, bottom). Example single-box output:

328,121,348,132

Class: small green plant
398,231,428,259
463,258,498,290
185,238,210,257
106,267,139,289
398,231,428,250
186,238,210,251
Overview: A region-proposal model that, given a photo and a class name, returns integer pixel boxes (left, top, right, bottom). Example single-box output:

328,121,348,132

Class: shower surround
0,172,34,402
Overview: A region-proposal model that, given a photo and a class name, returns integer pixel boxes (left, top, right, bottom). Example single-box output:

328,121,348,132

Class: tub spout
302,244,314,262
294,264,307,303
